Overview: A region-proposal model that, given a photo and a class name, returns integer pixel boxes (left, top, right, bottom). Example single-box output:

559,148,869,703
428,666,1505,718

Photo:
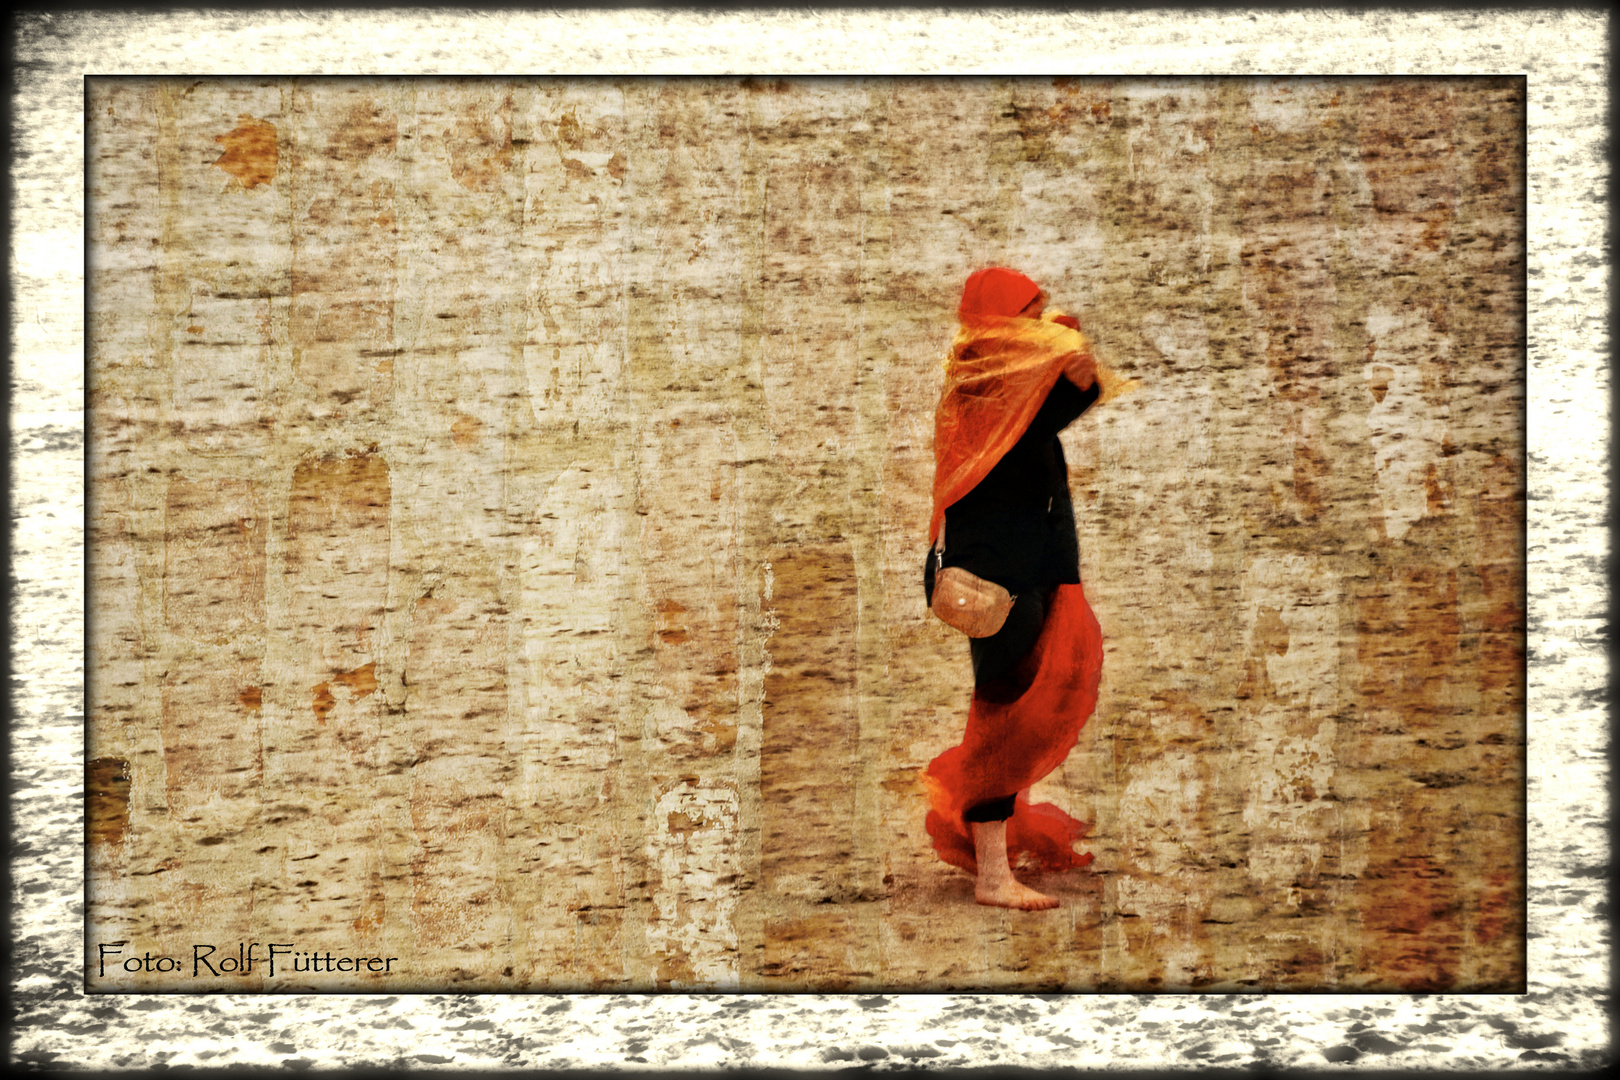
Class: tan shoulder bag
930,525,1016,638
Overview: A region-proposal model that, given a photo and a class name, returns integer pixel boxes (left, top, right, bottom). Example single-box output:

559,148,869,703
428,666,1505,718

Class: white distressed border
9,7,1607,1072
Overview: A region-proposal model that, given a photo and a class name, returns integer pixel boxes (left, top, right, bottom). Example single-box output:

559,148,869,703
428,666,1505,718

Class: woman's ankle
971,819,1012,882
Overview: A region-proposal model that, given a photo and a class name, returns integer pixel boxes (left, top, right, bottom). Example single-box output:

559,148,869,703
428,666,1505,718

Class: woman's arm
1024,374,1101,443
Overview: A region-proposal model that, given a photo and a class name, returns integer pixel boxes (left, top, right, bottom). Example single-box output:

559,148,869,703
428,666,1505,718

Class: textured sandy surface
82,73,1528,994
11,6,1610,1073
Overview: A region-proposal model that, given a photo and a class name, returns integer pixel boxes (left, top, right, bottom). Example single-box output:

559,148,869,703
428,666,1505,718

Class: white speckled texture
10,7,1608,1072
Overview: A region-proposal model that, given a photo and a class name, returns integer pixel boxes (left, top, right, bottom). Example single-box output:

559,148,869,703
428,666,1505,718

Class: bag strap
933,519,1019,605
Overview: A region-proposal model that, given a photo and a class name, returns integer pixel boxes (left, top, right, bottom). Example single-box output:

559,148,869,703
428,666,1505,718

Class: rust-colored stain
449,100,515,192
667,810,707,837
212,114,278,189
87,757,131,846
1476,453,1525,700
556,106,585,149
880,768,923,795
329,97,397,161
287,90,397,408
352,892,385,936
1366,364,1394,404
288,453,391,538
162,656,266,818
312,661,379,724
648,562,742,750
1479,566,1523,635
1473,864,1524,962
1253,605,1290,656
237,686,262,711
450,414,482,448
1351,536,1483,990
335,661,378,697
1027,76,1111,142
1360,84,1458,255
346,861,389,940
654,598,689,645
761,544,860,903
1357,562,1461,720
656,952,697,990
641,420,743,759
286,446,390,792
1292,437,1329,519
762,911,858,987
311,682,335,724
1361,844,1464,991
1424,460,1450,515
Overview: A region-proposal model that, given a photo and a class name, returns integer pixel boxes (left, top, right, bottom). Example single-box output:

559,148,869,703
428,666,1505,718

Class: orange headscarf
928,269,1135,545
957,266,1042,322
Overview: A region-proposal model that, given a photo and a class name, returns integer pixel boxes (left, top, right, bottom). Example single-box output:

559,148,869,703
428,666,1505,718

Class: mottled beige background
85,75,1523,994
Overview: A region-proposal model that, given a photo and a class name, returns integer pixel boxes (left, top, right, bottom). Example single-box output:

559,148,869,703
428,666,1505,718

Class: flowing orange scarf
929,311,1136,546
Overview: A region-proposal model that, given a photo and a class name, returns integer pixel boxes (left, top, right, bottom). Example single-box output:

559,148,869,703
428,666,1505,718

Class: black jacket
926,375,1099,599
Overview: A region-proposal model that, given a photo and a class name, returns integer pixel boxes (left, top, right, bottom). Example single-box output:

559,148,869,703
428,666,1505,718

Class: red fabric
923,583,1103,873
958,267,1042,319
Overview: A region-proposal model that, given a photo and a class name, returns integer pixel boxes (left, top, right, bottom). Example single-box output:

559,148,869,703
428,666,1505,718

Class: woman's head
958,267,1043,320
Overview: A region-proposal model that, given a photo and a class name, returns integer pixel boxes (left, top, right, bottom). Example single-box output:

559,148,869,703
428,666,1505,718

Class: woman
923,267,1129,910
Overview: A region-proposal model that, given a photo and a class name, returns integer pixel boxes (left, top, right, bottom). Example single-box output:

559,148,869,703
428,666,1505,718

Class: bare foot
975,877,1060,910
970,817,1061,910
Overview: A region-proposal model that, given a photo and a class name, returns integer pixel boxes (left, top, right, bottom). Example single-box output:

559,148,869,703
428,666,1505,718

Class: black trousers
969,587,1048,690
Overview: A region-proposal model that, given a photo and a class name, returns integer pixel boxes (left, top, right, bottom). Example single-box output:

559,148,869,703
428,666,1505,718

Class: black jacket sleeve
1025,375,1099,443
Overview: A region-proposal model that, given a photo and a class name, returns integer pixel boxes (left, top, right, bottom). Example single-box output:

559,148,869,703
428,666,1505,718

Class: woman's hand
1064,350,1097,391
